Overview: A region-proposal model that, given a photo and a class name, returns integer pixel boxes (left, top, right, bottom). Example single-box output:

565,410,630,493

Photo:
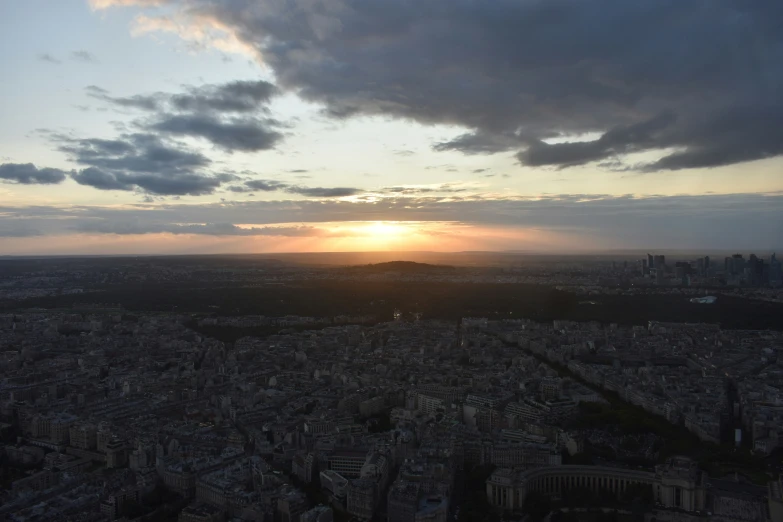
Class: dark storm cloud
151,114,283,152
71,50,98,63
0,163,67,185
123,0,783,171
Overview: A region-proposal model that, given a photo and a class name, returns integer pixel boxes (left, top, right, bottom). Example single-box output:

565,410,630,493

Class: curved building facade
487,457,706,512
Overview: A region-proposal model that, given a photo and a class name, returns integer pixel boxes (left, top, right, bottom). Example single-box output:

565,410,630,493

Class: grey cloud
76,220,318,236
641,106,783,171
245,179,286,191
71,51,98,63
85,80,285,152
170,80,277,113
519,113,677,168
57,133,229,195
434,132,528,155
71,167,134,191
227,179,360,197
0,163,67,185
285,186,361,198
59,134,209,173
2,192,781,249
521,106,783,171
152,114,283,152
88,80,276,114
0,223,43,238
382,184,468,195
125,0,783,171
71,167,227,196
91,93,163,111
227,179,286,193
37,54,61,64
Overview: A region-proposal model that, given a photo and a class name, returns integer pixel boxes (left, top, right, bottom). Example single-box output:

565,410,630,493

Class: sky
0,0,781,255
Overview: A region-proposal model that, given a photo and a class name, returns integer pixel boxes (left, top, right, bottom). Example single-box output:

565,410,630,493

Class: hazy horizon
1,250,780,267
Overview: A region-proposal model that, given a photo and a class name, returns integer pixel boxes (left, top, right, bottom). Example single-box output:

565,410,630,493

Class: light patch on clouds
130,13,256,57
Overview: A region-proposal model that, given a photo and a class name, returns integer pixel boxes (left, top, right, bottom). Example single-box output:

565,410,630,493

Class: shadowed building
487,457,706,512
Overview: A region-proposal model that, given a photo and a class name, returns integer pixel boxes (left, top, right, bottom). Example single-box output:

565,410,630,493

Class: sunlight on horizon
0,220,595,255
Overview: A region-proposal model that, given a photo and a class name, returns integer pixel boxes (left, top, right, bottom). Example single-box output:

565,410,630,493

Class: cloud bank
93,0,783,172
0,192,780,251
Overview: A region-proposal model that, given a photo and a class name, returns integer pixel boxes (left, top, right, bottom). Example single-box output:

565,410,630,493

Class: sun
365,221,404,237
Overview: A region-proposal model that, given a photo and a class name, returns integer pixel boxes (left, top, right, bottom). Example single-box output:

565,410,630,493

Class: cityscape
1,253,782,522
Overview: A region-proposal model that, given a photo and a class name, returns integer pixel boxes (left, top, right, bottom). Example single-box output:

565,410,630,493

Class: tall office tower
656,266,665,284
746,254,765,287
674,262,690,280
647,253,654,271
770,253,782,285
655,255,666,272
731,254,744,276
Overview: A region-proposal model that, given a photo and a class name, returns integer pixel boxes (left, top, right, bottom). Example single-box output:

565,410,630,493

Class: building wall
486,465,705,512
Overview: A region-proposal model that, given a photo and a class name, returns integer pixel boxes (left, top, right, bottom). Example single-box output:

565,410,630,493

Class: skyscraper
729,254,744,276
770,253,782,286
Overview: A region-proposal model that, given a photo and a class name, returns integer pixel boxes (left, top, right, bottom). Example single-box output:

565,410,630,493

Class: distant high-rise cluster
639,252,781,288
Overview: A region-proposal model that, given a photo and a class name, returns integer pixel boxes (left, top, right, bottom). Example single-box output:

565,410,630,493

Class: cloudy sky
1,0,781,254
